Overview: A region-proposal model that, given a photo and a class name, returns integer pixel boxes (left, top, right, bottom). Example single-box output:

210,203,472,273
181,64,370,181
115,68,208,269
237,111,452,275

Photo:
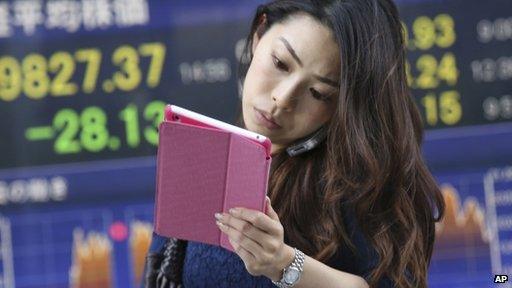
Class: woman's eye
272,55,288,72
310,88,330,102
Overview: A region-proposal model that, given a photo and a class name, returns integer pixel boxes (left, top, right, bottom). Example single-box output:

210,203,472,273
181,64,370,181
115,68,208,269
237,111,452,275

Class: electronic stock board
0,0,511,287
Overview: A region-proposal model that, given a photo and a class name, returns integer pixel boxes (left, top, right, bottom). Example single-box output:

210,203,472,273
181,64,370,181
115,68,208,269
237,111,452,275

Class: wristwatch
272,247,305,287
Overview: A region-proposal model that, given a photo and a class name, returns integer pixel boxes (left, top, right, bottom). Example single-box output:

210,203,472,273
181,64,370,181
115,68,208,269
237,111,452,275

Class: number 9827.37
0,42,166,102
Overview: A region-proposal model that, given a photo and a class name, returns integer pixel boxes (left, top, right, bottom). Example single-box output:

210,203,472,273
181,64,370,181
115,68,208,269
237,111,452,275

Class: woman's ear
252,13,267,54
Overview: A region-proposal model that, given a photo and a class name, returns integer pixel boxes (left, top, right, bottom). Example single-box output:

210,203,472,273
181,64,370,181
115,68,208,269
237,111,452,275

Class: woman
143,0,445,287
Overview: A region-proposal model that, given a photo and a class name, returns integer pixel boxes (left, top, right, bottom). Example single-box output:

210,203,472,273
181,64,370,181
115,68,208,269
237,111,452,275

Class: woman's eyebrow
278,36,340,88
279,36,303,66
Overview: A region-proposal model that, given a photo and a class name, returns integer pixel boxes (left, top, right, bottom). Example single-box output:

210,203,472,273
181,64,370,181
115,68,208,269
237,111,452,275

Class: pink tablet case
154,105,272,252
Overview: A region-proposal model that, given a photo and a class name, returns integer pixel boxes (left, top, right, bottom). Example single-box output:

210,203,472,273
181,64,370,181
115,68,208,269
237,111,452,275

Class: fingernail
215,213,222,220
229,208,239,215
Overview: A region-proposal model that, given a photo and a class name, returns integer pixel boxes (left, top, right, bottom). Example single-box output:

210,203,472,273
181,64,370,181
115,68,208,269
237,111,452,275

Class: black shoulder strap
142,237,188,288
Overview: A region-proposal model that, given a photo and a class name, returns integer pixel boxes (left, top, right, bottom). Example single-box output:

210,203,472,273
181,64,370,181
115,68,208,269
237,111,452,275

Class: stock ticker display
0,0,511,287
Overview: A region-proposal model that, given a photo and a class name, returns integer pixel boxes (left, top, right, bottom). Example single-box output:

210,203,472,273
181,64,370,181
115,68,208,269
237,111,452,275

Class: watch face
284,267,300,284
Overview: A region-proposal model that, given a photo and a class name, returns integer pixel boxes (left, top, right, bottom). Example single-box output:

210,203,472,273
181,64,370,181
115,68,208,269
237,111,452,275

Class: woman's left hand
215,197,295,281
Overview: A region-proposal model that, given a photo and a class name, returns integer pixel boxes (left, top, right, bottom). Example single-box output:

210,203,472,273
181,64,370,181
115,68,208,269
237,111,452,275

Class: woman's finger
217,220,261,259
228,207,281,236
265,197,280,221
227,234,256,264
217,212,275,251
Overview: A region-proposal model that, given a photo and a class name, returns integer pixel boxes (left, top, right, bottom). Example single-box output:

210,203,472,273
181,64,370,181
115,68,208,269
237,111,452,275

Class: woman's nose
271,81,299,111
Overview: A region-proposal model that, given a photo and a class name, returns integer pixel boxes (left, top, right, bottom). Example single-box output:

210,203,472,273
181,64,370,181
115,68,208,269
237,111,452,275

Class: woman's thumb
265,196,279,221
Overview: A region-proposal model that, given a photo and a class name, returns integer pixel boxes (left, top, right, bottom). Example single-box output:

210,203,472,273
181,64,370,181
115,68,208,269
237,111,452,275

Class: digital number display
0,22,243,169
0,42,165,100
400,0,511,129
0,0,510,170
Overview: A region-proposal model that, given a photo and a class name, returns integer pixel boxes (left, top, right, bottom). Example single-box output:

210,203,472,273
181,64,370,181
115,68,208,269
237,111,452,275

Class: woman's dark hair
235,0,445,287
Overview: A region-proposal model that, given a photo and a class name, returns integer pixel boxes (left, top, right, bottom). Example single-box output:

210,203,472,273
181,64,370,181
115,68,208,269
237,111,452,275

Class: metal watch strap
272,247,305,287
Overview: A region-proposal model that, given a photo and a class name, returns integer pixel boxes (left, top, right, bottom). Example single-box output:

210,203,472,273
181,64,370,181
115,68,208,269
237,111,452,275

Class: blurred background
0,0,511,287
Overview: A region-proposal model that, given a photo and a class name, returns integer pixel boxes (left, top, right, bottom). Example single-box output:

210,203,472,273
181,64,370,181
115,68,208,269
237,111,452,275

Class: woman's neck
270,143,285,156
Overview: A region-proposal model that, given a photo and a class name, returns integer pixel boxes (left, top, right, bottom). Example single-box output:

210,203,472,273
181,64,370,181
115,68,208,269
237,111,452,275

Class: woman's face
242,13,340,154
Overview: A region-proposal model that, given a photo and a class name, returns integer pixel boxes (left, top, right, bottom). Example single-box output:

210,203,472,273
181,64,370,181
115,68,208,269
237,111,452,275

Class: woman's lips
254,108,281,130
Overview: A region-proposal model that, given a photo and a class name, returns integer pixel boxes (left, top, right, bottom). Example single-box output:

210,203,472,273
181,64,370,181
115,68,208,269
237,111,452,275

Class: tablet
155,104,272,252
164,104,272,154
